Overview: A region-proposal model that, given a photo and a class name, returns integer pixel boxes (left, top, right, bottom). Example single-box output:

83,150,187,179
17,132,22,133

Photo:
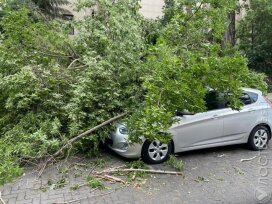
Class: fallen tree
0,0,267,185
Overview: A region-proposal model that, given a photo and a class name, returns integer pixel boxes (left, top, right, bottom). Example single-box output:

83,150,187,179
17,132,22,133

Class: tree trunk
222,11,236,47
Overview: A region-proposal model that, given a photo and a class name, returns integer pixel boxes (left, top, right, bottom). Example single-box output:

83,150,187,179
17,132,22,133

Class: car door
169,91,224,151
222,91,266,142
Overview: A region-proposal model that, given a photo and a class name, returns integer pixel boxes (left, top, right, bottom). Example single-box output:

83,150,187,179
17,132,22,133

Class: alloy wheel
254,129,268,148
148,140,168,161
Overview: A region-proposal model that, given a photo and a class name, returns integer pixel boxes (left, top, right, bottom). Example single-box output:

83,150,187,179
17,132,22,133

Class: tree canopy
237,0,272,77
0,0,70,17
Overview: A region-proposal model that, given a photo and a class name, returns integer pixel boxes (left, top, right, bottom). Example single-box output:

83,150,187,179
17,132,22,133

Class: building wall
62,0,249,21
61,0,94,20
236,0,250,21
62,0,164,19
140,0,164,19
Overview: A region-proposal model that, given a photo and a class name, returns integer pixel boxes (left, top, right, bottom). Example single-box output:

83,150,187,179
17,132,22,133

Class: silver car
108,88,272,164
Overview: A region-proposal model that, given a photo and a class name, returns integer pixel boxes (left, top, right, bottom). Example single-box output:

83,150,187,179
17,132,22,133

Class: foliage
67,0,146,147
126,160,148,169
93,159,106,168
70,183,80,191
237,0,272,77
0,7,74,184
1,0,70,17
127,0,267,143
0,141,22,185
47,177,67,189
164,155,184,171
86,176,106,189
31,0,70,17
0,1,146,184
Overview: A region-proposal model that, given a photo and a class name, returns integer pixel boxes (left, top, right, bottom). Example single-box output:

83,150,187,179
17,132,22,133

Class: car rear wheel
248,126,270,150
141,140,172,164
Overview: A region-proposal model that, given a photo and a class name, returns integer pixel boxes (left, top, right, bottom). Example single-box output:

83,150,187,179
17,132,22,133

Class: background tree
31,0,70,17
1,0,70,17
237,0,272,77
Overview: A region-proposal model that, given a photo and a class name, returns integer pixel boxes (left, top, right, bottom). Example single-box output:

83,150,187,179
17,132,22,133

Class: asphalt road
1,143,272,204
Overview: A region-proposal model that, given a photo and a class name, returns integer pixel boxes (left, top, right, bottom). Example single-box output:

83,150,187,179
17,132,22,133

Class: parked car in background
107,88,272,164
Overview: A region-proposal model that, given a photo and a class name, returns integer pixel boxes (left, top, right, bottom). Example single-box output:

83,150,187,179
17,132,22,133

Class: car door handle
212,115,220,119
249,108,256,112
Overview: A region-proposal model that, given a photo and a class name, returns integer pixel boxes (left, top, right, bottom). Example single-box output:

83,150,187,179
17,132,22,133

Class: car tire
248,126,270,150
141,140,172,164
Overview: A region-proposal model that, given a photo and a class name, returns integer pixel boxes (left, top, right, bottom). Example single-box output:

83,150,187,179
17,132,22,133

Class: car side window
240,91,258,105
205,91,227,111
240,93,252,105
247,91,258,103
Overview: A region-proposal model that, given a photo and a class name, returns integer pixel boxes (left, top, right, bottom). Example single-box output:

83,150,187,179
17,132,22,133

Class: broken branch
0,192,6,204
95,174,126,184
96,168,183,176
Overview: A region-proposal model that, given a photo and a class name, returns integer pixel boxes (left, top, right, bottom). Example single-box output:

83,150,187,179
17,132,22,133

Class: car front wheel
248,126,270,150
141,140,172,164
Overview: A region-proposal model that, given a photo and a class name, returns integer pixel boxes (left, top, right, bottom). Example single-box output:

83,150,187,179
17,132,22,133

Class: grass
126,160,148,169
164,155,184,171
86,176,106,189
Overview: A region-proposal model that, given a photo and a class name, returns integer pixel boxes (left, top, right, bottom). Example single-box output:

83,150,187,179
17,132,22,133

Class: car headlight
119,126,128,134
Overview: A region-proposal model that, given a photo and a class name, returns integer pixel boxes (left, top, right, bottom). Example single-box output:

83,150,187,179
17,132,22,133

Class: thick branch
96,168,183,175
53,113,126,158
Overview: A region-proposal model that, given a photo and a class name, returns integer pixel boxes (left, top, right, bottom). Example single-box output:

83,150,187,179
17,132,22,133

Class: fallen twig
90,187,98,193
38,113,127,177
95,174,126,184
67,65,88,70
67,58,80,69
216,154,225,158
240,156,257,162
96,168,183,175
0,192,6,204
102,165,127,172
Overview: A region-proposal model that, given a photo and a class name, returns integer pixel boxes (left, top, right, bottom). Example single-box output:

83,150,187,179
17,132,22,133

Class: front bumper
108,141,142,159
107,125,142,159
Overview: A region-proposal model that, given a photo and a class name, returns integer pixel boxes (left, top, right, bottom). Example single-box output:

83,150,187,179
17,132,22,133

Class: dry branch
95,174,126,184
96,168,183,176
38,113,126,177
0,192,6,204
67,58,80,69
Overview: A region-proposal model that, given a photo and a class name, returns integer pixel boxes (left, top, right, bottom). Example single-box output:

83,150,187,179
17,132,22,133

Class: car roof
207,87,262,96
241,87,262,96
